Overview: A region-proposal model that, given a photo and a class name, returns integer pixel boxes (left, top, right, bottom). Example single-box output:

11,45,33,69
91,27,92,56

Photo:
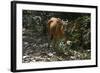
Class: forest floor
22,29,91,63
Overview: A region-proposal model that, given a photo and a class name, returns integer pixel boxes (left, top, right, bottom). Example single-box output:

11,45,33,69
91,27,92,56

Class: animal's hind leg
48,35,53,52
48,39,56,53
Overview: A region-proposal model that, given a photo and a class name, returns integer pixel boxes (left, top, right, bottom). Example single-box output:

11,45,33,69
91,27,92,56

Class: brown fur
48,17,64,41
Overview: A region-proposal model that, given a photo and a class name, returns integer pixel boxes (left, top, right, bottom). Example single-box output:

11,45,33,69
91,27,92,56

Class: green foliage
63,15,91,50
53,39,66,54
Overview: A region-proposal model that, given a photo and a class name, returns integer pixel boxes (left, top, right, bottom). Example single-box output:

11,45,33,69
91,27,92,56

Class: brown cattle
48,17,65,41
